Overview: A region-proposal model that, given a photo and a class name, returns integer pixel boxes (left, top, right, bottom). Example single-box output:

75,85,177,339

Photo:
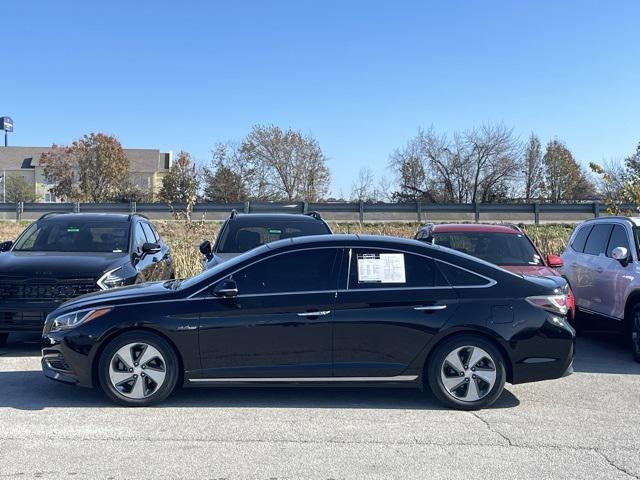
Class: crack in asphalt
469,411,514,446
595,450,640,480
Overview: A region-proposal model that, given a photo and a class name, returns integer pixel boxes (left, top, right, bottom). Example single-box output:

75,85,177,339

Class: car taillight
525,295,568,315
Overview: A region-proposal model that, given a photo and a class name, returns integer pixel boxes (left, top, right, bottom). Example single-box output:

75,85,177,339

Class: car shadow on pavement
0,369,521,411
573,331,640,375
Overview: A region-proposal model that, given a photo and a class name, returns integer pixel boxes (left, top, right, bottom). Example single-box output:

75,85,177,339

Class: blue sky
3,1,640,197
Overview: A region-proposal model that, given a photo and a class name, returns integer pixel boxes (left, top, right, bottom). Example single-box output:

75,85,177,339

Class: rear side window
606,225,630,257
436,261,492,287
570,225,593,253
348,248,446,289
583,224,613,256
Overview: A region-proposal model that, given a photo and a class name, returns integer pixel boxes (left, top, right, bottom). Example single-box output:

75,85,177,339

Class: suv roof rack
38,212,62,220
128,213,149,221
305,211,322,220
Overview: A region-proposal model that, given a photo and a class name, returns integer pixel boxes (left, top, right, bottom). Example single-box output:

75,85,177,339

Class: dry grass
0,220,575,279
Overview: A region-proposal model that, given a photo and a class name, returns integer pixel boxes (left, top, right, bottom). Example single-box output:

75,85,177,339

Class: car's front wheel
98,331,179,406
427,335,506,410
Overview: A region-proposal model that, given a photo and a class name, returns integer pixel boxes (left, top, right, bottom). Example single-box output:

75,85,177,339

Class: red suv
415,223,576,322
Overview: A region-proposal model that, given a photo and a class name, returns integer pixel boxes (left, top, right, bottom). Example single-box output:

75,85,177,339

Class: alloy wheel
440,345,497,402
633,311,640,361
108,343,167,399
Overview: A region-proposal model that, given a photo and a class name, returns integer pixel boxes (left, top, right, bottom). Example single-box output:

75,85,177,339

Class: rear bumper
510,315,575,384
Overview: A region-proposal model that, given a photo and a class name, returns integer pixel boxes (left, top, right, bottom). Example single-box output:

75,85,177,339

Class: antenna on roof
230,209,238,219
305,211,322,220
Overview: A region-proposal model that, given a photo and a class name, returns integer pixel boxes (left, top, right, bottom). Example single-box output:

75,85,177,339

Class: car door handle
596,267,603,273
570,263,578,268
297,311,331,317
414,305,447,311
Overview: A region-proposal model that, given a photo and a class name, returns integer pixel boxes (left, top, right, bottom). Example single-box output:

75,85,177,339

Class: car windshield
432,231,543,266
215,220,331,253
13,221,130,253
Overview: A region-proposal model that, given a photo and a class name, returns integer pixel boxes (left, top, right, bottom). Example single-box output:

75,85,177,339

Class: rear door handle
297,311,331,317
414,305,447,311
596,267,604,273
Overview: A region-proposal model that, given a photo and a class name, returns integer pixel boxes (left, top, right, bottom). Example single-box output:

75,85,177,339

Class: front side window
348,248,444,289
13,221,130,253
583,224,613,256
232,248,339,295
432,232,542,266
141,223,157,244
216,220,331,254
606,225,630,258
134,223,148,251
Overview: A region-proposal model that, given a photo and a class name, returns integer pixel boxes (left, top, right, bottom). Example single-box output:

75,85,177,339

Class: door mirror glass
199,240,212,257
213,278,238,298
0,240,12,252
141,242,161,255
546,254,563,268
611,246,629,262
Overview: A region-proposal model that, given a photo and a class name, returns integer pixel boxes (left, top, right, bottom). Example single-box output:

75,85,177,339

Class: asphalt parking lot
1,333,639,480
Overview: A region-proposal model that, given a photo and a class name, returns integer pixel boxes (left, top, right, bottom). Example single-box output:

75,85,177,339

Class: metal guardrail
0,200,632,224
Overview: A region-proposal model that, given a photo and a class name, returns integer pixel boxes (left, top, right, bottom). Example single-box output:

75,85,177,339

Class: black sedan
41,235,574,410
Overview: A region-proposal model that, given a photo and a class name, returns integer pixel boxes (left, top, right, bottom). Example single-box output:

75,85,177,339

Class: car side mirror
0,241,12,252
141,242,161,255
199,240,212,258
212,278,238,298
546,254,563,268
611,246,630,265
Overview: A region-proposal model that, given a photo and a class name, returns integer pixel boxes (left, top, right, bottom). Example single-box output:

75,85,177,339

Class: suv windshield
433,232,543,266
13,221,130,253
216,220,331,253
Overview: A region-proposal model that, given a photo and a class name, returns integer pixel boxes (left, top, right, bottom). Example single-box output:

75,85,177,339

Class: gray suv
561,216,640,361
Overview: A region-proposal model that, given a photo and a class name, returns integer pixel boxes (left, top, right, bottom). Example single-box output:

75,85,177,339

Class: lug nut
129,368,133,372
459,372,464,376
465,378,469,382
464,365,468,370
141,365,146,369
471,367,476,371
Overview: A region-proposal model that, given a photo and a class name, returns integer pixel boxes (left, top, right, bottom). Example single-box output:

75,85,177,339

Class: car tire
427,335,506,411
630,305,640,363
98,331,179,407
0,333,8,347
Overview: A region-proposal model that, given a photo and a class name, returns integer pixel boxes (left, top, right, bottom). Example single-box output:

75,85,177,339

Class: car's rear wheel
427,335,506,410
630,305,640,363
0,333,8,347
98,331,179,406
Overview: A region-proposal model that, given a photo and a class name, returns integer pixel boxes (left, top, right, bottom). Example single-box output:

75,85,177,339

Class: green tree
5,175,37,203
590,142,640,214
159,151,200,204
543,140,594,202
203,143,248,202
39,144,79,201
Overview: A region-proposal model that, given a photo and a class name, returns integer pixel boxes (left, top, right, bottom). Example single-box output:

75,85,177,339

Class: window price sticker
357,253,406,283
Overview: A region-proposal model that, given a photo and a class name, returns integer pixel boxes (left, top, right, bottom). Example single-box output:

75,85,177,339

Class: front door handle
414,305,447,311
596,267,604,273
297,311,331,317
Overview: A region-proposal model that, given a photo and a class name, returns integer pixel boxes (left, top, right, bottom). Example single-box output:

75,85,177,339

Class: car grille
0,311,45,331
0,277,100,301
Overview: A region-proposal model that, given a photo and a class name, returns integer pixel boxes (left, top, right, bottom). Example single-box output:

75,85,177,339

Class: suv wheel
631,305,640,363
0,333,8,347
98,331,179,406
427,335,506,410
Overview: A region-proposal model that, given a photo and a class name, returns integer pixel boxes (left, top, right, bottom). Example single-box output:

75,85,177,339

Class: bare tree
522,133,545,201
390,124,520,203
203,143,248,202
350,167,376,201
240,125,330,201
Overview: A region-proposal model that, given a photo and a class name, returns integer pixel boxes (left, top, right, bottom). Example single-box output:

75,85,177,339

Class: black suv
199,211,332,269
0,213,174,345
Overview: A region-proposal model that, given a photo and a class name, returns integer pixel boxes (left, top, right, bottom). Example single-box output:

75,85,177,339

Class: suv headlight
97,267,127,290
51,308,112,332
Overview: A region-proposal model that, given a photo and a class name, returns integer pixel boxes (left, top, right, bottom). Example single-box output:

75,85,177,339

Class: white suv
561,216,640,362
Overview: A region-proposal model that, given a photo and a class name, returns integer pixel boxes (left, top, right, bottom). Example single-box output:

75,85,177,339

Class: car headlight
97,267,127,290
51,308,112,332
